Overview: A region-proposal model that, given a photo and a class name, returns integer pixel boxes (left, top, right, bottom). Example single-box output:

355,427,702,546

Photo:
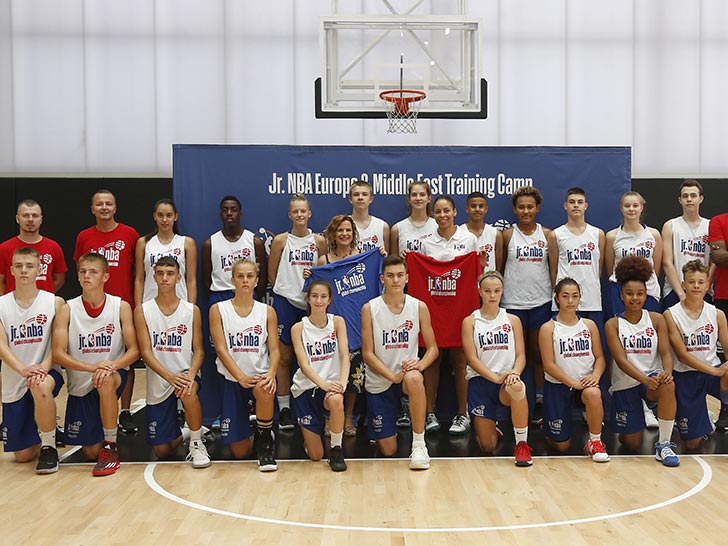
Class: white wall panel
700,0,728,174
12,0,85,172
0,0,14,171
85,0,156,173
633,0,700,174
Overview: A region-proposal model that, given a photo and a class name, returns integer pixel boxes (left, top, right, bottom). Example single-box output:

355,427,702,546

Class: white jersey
0,290,56,403
215,300,270,379
502,224,551,309
460,223,498,272
356,216,386,253
668,302,720,373
545,318,595,383
609,310,663,392
291,314,342,397
272,231,319,309
395,217,437,254
65,295,125,397
421,229,477,261
366,295,421,395
466,308,516,380
552,224,602,311
142,299,195,405
142,234,188,302
663,216,711,298
608,226,660,300
210,229,256,292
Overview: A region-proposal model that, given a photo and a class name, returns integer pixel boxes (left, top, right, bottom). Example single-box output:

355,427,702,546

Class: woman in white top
462,271,532,467
390,181,437,257
605,192,662,315
291,280,350,471
605,255,679,466
539,277,610,462
134,198,197,306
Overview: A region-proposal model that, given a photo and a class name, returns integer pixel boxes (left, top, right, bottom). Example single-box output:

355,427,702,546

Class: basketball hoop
379,89,426,134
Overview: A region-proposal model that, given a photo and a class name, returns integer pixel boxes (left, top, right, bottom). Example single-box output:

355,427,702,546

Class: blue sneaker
655,441,680,467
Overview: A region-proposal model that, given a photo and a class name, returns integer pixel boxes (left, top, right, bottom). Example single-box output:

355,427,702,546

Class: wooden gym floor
2,368,728,545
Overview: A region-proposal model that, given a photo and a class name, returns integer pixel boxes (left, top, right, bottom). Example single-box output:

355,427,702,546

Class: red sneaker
92,442,120,476
584,439,610,463
514,441,533,467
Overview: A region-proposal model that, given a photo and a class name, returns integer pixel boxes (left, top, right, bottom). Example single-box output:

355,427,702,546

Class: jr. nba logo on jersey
359,234,379,252
683,324,713,353
78,323,115,354
565,242,595,266
681,236,707,258
619,240,652,259
622,327,654,356
427,268,461,297
381,320,413,349
515,240,545,262
228,324,262,354
333,263,367,297
221,248,251,273
289,244,317,267
152,324,187,353
558,329,591,358
149,251,181,268
306,331,337,363
9,314,47,344
477,323,511,351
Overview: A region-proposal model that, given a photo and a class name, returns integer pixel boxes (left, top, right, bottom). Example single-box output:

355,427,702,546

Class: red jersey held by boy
74,223,139,307
407,251,481,348
0,236,68,293
709,212,728,300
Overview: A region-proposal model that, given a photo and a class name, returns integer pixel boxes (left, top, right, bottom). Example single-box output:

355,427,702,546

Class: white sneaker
409,445,431,470
187,440,211,469
708,410,716,435
425,412,440,433
642,400,659,429
449,413,471,435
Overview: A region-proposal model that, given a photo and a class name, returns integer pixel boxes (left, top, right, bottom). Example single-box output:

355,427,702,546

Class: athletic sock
39,429,55,448
276,395,290,410
514,426,528,444
589,432,601,443
257,417,273,437
412,431,425,449
331,431,343,448
189,427,202,443
657,419,674,444
720,390,728,405
103,427,117,444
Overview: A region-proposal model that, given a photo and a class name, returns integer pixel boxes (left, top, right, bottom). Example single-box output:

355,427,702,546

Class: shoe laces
515,442,532,457
588,439,606,453
98,445,114,464
453,414,468,427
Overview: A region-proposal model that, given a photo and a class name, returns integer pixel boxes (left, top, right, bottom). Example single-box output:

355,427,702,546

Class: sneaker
187,440,211,469
279,407,295,431
708,410,717,434
514,441,533,467
329,446,347,472
642,400,659,429
584,438,610,462
425,412,440,433
55,424,65,448
409,445,431,470
257,438,278,472
715,405,728,431
36,445,59,475
118,410,138,435
396,407,412,428
176,409,186,428
449,413,471,435
655,441,680,467
92,443,120,476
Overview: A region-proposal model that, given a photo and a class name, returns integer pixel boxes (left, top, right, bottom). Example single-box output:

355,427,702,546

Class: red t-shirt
0,236,68,293
709,212,728,300
74,223,139,307
406,251,481,348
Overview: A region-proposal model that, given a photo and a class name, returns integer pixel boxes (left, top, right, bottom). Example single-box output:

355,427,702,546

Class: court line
143,455,713,533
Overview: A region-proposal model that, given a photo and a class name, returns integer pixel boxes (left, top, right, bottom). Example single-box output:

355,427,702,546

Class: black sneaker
257,444,278,472
329,446,347,472
55,424,65,447
36,445,59,475
716,405,728,431
176,409,186,428
118,410,138,435
279,407,295,431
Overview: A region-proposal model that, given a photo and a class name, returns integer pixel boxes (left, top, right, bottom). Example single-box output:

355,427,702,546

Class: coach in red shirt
0,199,67,294
709,212,728,317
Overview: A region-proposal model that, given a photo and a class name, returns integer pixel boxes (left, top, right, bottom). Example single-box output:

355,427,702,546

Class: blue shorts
348,349,365,395
467,376,504,422
145,375,201,446
65,369,128,446
608,282,660,317
507,302,551,332
273,295,306,345
366,383,402,440
612,383,651,435
1,368,64,452
674,370,721,441
292,388,329,435
220,379,254,444
541,381,586,443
